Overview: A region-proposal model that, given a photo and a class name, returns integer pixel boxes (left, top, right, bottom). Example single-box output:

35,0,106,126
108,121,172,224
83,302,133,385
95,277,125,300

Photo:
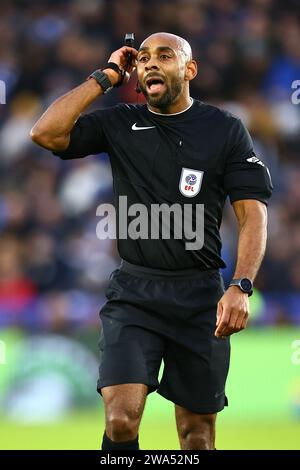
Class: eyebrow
138,46,175,55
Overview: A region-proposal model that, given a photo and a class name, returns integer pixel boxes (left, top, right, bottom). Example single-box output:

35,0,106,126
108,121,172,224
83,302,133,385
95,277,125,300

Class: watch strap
229,278,253,296
88,70,113,94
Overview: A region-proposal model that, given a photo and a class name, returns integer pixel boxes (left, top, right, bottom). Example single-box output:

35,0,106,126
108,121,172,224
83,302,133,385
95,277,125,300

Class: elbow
30,125,50,148
29,125,38,143
30,125,68,151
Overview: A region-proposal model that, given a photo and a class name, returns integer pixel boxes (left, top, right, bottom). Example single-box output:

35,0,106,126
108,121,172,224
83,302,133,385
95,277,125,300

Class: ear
184,60,198,81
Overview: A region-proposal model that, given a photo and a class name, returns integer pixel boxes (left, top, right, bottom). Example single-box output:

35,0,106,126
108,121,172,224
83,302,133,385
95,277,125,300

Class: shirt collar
147,98,194,116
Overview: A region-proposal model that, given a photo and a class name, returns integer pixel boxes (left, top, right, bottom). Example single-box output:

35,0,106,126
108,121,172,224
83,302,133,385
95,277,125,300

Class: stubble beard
140,79,183,112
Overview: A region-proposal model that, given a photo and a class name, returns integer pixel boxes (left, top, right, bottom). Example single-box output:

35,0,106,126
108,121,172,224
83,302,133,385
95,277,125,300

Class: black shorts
97,260,230,414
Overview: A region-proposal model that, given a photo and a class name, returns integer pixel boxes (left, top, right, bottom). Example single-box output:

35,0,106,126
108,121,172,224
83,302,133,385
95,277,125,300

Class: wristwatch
229,278,253,296
88,70,114,94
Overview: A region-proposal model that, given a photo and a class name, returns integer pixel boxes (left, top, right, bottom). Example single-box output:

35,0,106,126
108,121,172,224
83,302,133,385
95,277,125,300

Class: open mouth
145,76,165,94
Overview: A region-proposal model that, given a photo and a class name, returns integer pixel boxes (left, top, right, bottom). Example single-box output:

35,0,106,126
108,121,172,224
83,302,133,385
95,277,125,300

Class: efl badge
179,167,204,197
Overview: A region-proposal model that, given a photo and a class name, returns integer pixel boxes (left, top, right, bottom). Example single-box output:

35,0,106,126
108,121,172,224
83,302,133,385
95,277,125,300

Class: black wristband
105,62,125,87
106,62,121,74
106,62,125,87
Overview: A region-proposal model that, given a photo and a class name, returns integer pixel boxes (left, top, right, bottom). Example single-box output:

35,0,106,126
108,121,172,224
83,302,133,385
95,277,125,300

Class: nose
145,57,160,71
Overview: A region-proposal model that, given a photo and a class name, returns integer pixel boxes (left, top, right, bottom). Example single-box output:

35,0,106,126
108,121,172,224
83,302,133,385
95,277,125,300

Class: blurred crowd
0,0,300,329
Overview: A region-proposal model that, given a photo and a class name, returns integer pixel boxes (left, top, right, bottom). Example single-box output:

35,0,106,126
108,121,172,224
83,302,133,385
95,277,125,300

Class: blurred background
0,0,300,450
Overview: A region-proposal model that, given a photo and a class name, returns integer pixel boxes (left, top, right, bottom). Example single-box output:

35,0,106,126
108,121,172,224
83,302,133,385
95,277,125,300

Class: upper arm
52,110,109,160
223,118,273,206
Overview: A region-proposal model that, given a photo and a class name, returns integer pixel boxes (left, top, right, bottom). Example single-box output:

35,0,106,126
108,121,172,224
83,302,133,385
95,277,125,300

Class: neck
147,92,192,115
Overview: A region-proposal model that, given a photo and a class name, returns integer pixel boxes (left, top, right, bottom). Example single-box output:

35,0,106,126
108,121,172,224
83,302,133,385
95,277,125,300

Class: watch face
241,278,252,292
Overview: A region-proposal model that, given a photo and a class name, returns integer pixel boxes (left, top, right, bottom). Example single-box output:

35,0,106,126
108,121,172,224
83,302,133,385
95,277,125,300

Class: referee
31,32,273,450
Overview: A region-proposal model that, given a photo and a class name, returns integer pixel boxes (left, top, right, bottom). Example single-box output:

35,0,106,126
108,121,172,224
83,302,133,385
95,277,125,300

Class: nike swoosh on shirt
131,123,156,131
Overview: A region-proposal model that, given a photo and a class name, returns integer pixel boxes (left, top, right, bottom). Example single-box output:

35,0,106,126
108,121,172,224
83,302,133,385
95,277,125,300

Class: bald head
136,31,197,113
140,32,192,62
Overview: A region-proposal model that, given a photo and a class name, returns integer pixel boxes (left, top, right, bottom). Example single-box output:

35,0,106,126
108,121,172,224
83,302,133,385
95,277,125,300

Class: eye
138,56,148,63
160,54,171,60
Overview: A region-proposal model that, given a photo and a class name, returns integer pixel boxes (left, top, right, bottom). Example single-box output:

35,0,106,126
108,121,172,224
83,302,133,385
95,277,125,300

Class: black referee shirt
53,99,273,270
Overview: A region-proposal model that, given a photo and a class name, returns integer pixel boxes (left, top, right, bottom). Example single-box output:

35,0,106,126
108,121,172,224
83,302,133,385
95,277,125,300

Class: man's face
137,37,188,109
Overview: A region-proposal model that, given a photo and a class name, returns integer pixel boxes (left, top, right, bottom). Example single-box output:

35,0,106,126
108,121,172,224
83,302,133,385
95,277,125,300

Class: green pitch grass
0,408,300,450
1,328,300,449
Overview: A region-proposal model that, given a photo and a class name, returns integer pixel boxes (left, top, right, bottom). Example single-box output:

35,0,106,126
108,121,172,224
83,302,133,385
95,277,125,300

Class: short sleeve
223,118,273,205
52,109,109,160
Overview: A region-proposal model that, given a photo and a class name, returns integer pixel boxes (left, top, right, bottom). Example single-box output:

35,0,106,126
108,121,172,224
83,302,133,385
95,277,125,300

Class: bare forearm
233,201,268,282
30,67,121,151
215,201,267,337
30,78,104,151
30,45,138,152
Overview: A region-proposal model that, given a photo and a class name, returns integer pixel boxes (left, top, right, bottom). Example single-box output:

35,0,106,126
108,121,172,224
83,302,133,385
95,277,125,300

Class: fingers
120,46,138,68
107,47,138,82
126,60,137,74
109,46,138,65
234,311,249,331
216,301,222,327
215,304,249,338
215,306,231,337
113,46,139,60
120,46,139,57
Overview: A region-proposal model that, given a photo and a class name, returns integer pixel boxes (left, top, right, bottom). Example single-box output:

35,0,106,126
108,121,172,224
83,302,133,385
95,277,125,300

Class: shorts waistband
119,260,218,280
